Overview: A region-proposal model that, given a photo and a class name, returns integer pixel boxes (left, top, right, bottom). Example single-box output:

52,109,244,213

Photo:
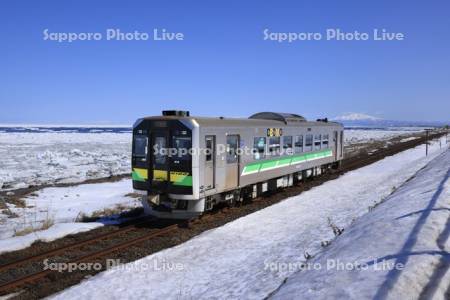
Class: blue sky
1,0,449,124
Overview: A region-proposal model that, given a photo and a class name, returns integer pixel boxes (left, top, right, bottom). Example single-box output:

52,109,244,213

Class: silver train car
132,111,344,219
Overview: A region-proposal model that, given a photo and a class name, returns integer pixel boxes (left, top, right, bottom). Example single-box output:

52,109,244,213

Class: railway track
0,217,180,294
340,132,445,172
0,131,446,297
0,217,154,274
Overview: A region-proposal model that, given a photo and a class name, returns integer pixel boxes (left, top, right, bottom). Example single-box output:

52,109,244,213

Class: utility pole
446,126,449,149
425,129,429,156
445,126,448,144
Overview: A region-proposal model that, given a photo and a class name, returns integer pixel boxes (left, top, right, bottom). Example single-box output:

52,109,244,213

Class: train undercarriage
140,162,339,219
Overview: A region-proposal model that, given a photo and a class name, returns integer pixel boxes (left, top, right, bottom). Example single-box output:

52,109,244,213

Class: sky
0,0,449,124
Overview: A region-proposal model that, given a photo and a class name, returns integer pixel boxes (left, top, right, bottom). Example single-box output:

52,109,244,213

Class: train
132,111,344,219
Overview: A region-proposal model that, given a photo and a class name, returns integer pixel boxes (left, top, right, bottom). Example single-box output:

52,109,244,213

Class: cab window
154,136,166,164
172,136,192,161
206,138,213,161
226,135,239,163
133,135,148,160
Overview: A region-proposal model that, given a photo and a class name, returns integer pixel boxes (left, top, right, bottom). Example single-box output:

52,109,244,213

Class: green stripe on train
260,160,278,170
242,163,261,174
242,149,333,175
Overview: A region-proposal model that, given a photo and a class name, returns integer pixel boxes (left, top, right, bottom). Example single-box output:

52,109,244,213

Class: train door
225,135,240,190
151,130,169,189
204,135,215,190
334,131,339,160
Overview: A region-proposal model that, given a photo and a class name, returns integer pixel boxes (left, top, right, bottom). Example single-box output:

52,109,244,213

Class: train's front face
132,112,198,218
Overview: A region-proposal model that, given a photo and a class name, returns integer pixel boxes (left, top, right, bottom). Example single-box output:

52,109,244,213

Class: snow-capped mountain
331,113,445,128
333,113,382,121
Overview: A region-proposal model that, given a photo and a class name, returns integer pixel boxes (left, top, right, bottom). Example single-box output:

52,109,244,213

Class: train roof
141,111,342,128
249,112,307,123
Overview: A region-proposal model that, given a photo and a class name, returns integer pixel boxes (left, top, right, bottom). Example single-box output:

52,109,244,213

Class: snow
0,292,21,300
0,179,140,241
334,113,382,121
272,148,450,299
344,129,422,146
0,223,103,255
400,136,419,143
0,132,131,190
51,138,449,299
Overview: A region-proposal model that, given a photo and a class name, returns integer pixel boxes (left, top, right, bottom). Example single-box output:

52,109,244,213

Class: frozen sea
0,126,131,191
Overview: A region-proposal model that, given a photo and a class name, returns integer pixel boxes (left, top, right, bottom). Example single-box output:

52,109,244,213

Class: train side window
268,137,281,156
253,137,266,160
305,134,313,151
283,136,293,155
294,135,303,153
322,134,329,148
314,134,321,150
226,135,239,163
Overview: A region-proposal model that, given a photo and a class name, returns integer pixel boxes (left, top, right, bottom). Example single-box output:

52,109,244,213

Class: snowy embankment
272,148,450,299
0,223,103,255
0,179,139,251
51,138,448,299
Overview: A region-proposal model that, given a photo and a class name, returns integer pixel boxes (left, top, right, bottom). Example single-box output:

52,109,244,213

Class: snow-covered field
0,179,140,248
0,127,425,191
50,138,449,299
343,127,423,146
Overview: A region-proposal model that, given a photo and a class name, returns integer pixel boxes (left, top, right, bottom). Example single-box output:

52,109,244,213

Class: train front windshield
172,136,192,161
133,135,148,161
